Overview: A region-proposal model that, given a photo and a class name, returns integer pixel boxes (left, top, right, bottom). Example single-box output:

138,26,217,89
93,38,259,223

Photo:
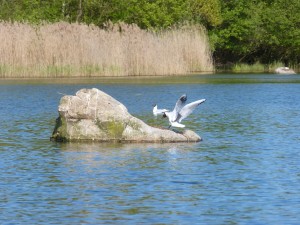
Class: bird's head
162,112,167,118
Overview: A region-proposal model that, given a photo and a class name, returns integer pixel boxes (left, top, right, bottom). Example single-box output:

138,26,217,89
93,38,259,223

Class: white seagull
153,104,169,116
163,94,206,128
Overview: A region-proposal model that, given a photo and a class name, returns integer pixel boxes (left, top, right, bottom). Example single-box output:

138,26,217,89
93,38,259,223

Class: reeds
0,21,213,78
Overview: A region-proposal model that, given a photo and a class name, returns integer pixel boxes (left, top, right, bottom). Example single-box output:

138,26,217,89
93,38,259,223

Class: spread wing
153,104,169,115
169,94,187,121
177,99,205,122
173,94,187,114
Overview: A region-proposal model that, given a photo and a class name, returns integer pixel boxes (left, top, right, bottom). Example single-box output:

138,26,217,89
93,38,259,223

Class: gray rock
275,67,296,74
51,88,201,143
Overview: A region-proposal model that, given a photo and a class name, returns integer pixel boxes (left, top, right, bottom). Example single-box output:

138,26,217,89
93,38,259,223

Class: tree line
0,0,299,68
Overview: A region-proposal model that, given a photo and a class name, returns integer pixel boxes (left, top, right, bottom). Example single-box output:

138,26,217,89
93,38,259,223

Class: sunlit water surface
1,74,300,224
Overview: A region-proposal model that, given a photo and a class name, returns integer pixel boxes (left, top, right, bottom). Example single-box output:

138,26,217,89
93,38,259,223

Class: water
1,74,300,224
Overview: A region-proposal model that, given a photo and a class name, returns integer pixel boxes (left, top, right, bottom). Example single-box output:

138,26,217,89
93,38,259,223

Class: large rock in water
51,88,201,143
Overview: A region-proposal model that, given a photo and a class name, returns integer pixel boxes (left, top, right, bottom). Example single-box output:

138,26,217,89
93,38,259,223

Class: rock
275,67,296,74
51,88,201,143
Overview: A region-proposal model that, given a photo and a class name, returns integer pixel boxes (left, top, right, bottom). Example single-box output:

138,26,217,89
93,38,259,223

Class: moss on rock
50,116,68,142
96,119,125,140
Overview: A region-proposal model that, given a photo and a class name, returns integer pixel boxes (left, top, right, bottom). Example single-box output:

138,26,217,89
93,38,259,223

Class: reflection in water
1,75,300,224
50,142,207,224
60,141,199,152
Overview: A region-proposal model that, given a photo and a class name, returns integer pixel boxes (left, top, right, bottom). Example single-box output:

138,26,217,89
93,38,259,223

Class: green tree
188,0,222,27
0,0,222,29
211,0,300,66
0,0,64,23
257,0,300,64
82,0,221,29
210,0,261,63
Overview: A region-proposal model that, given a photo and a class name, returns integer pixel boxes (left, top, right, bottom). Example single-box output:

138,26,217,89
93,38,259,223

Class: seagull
163,94,206,128
153,104,169,116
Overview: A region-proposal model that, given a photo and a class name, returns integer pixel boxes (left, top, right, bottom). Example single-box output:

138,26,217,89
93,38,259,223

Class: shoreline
1,73,299,86
0,73,211,85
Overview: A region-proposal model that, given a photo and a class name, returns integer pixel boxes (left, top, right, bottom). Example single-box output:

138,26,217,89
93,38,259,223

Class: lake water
1,74,300,224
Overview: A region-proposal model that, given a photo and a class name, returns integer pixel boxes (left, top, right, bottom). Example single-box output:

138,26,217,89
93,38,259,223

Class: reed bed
0,22,213,78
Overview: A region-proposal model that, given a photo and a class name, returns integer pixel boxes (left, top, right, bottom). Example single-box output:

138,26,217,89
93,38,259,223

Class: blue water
1,74,300,224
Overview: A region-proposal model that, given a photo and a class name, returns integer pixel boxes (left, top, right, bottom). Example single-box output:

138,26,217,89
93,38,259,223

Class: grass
232,62,266,73
0,22,213,78
231,61,298,73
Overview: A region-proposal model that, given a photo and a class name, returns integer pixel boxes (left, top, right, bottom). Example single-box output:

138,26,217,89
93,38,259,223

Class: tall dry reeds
0,22,213,78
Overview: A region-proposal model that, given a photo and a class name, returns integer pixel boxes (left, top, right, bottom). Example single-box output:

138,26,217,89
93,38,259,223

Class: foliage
83,0,222,29
0,0,63,22
258,0,300,64
0,0,299,67
211,0,300,66
0,0,221,28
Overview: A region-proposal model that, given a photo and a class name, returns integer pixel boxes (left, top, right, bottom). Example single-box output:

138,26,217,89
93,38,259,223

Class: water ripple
1,77,300,224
